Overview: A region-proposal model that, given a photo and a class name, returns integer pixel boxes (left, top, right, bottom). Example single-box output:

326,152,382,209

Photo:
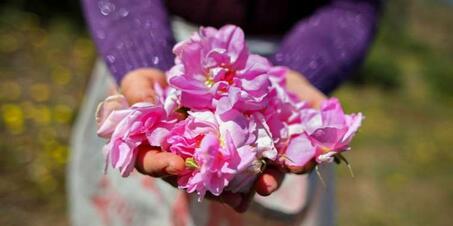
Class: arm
272,0,382,94
81,0,175,83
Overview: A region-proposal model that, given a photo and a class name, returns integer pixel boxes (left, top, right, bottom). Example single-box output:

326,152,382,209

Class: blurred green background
0,0,452,225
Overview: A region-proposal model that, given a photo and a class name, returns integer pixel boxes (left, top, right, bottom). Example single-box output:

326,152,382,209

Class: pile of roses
96,25,363,200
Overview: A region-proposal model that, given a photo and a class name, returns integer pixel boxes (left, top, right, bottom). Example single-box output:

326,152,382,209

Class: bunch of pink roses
96,25,363,200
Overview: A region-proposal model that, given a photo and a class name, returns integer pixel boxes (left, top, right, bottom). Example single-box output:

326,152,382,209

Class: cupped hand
134,143,284,212
120,68,325,212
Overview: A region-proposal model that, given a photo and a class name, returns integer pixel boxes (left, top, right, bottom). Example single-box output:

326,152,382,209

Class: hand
120,68,167,105
286,70,326,109
120,68,285,212
121,68,326,211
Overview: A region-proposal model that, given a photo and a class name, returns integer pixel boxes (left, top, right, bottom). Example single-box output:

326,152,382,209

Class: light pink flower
96,94,130,139
164,110,257,200
167,25,273,113
255,73,316,167
281,132,317,167
304,98,363,163
99,103,176,176
267,106,318,168
269,96,363,167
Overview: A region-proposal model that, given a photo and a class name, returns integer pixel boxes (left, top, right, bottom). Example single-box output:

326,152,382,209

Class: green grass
0,8,94,226
335,2,453,225
335,83,453,226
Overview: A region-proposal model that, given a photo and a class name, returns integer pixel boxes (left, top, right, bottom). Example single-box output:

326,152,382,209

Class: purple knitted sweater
82,0,381,93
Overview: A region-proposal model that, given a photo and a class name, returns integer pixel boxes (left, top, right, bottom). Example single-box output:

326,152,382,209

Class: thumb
120,68,167,105
286,70,326,109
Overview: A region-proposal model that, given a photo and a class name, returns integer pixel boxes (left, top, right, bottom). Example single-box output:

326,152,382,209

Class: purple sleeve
81,0,175,83
271,0,382,94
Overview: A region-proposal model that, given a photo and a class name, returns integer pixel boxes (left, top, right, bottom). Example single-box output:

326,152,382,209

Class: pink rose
163,111,257,200
99,103,176,176
304,98,363,163
167,25,274,113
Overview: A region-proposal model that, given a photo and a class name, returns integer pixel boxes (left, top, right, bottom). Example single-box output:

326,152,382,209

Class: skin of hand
120,68,326,212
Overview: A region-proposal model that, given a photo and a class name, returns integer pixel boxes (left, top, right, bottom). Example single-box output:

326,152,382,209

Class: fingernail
264,176,277,193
